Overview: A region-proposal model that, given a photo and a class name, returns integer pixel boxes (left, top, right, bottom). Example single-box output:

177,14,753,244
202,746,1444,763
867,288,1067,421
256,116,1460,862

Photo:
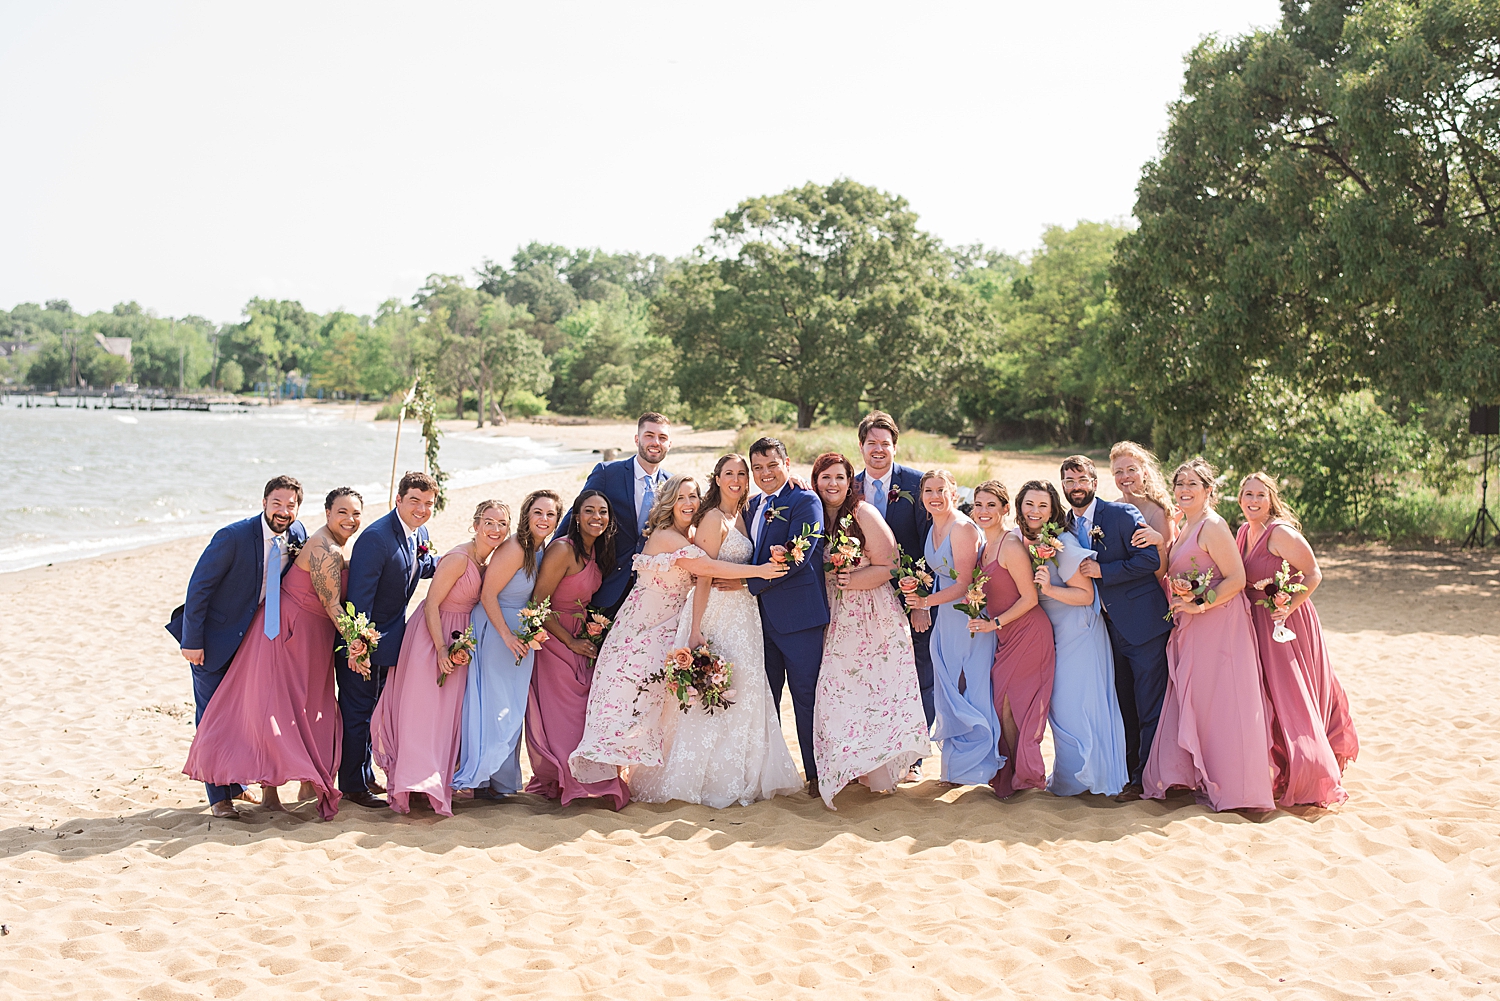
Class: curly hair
1110,441,1175,518
643,474,700,538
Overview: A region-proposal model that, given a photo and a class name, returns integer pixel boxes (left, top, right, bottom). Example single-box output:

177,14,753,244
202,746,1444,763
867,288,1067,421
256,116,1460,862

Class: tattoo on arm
308,541,343,619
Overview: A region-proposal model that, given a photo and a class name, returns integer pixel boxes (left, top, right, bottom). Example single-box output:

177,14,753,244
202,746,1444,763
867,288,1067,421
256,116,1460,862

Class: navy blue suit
338,508,436,794
746,483,830,783
854,464,935,727
166,514,307,804
556,456,667,613
1083,498,1170,785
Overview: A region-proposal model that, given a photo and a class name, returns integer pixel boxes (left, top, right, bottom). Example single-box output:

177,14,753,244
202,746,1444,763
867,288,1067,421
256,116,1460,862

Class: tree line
3,1,1490,536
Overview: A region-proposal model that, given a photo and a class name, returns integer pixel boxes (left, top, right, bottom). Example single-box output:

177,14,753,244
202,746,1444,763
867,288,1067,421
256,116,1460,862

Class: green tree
1110,0,1500,448
308,312,365,399
475,299,551,423
551,296,680,418
657,179,983,429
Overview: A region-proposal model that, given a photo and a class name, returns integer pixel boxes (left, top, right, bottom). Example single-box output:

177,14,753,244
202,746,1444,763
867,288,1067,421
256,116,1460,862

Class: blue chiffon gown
453,565,536,795
926,520,1004,785
1039,537,1128,796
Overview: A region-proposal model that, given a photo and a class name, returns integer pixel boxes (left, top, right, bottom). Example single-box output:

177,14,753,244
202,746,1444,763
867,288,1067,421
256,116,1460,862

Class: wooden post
388,378,420,510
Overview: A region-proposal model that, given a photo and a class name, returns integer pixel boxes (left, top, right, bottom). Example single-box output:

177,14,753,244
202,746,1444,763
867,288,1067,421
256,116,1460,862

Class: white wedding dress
627,527,804,807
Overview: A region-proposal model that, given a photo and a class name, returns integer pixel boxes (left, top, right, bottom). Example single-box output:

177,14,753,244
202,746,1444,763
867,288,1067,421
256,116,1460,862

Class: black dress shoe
1114,782,1144,803
343,790,387,809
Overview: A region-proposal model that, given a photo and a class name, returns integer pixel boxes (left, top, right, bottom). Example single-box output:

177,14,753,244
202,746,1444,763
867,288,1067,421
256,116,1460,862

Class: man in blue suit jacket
745,437,830,791
1062,455,1171,795
338,471,438,806
556,412,671,615
166,475,307,816
851,411,935,739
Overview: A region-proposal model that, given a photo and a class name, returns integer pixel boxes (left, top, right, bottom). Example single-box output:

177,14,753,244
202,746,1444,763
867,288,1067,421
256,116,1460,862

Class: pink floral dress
569,545,702,785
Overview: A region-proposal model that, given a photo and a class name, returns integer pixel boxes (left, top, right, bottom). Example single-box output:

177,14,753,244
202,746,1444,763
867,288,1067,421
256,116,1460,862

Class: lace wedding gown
628,527,804,807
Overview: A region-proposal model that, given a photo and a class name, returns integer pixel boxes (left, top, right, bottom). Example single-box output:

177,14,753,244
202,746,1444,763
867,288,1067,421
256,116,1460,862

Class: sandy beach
2,423,1498,998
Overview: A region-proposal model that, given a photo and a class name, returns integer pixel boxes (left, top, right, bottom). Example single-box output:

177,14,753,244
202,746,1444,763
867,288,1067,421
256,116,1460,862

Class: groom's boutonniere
1088,525,1105,546
415,539,432,560
888,485,916,507
763,503,789,526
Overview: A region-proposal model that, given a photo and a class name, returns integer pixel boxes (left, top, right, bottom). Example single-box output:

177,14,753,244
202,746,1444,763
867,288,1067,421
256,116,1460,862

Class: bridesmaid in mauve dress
966,481,1056,799
454,491,561,799
371,501,506,817
906,470,1003,787
1144,458,1276,813
524,489,628,810
184,488,365,820
1237,472,1358,807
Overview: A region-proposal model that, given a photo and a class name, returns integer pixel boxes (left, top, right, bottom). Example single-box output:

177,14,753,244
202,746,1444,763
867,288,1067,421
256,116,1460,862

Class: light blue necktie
873,477,888,518
638,474,655,533
264,537,282,639
1077,515,1090,546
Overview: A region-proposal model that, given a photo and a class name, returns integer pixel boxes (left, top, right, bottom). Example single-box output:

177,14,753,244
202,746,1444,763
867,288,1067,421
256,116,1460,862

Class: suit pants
337,659,390,794
190,663,243,805
1105,619,1170,785
762,625,826,783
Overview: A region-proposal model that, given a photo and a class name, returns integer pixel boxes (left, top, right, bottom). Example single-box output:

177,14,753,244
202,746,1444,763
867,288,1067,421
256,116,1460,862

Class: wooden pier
1,391,250,413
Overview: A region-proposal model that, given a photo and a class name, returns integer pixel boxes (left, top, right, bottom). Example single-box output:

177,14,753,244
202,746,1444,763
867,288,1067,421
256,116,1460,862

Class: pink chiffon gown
984,546,1056,799
370,550,481,817
1143,520,1276,812
1238,521,1359,807
182,565,343,820
523,544,629,810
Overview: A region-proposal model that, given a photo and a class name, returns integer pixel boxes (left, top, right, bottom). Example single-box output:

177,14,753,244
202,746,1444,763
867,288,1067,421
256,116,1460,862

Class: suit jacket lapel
389,511,413,576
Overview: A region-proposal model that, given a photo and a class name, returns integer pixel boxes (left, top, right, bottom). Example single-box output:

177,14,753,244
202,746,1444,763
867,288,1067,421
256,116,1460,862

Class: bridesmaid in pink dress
183,487,365,820
966,480,1056,800
1143,458,1276,812
371,500,507,816
524,489,628,809
1237,472,1358,807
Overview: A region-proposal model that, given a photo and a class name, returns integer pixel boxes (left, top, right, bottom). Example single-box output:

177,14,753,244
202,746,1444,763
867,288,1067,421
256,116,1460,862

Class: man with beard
1061,455,1170,799
168,475,308,817
556,412,672,616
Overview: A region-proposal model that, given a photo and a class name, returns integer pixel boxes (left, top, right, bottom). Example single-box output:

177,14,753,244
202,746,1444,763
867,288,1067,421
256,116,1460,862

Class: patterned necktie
264,537,282,640
873,477,888,518
638,474,655,533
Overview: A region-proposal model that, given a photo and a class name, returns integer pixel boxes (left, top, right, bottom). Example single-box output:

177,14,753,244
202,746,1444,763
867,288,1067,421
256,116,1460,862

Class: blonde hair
1110,441,1175,517
919,469,959,498
643,474,700,537
1170,457,1220,503
472,499,510,528
1238,472,1302,531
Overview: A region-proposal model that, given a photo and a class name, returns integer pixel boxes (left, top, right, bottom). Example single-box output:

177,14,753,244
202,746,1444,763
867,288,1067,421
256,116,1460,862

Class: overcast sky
1,1,1282,324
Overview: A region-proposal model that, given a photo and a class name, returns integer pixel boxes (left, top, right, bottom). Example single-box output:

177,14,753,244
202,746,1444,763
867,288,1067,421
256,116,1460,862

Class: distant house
94,332,133,366
0,340,37,359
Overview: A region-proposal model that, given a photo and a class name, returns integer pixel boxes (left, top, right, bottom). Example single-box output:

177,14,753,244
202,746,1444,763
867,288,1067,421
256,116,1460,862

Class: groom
744,437,829,793
1061,455,1170,798
556,411,671,616
167,475,307,817
339,470,438,807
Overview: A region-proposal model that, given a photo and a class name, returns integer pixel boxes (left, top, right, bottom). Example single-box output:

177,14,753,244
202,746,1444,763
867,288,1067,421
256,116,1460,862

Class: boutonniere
284,535,304,559
888,486,916,506
763,503,788,525
1089,525,1105,545
415,539,432,560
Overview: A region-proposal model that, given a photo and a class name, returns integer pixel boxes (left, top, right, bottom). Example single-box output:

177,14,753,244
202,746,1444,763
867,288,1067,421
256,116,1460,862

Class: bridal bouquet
892,546,934,612
1251,558,1307,642
335,602,380,679
953,564,991,621
1165,559,1218,620
1026,523,1064,580
823,515,863,578
638,644,737,716
771,524,819,566
439,624,475,687
515,597,552,664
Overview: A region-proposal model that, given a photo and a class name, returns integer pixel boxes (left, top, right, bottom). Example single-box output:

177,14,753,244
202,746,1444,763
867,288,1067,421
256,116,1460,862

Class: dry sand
2,424,1498,998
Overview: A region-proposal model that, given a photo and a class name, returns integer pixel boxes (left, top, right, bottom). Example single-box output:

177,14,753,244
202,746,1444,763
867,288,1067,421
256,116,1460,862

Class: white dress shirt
1074,496,1099,544
751,482,786,548
397,512,421,581
634,456,664,522
259,516,290,603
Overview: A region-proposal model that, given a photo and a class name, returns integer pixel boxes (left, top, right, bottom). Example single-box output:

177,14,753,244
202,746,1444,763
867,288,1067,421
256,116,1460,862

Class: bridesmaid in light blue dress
908,470,1004,786
454,490,562,797
1019,480,1128,797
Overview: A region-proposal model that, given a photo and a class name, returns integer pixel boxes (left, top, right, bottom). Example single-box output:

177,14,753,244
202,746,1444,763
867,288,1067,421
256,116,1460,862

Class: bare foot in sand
261,784,284,812
295,782,315,802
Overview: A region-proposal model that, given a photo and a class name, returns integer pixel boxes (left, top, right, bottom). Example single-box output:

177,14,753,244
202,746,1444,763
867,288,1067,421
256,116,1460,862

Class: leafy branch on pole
409,371,448,511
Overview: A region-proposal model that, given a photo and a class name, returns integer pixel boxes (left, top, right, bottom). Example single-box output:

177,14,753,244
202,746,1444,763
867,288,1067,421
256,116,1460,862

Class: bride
629,455,805,807
569,469,789,794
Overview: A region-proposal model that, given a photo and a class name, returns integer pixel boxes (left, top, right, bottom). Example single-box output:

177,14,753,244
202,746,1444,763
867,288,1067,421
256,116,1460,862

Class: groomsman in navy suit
339,471,438,807
744,437,830,793
556,412,671,615
167,475,307,818
851,411,935,756
1062,455,1170,797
